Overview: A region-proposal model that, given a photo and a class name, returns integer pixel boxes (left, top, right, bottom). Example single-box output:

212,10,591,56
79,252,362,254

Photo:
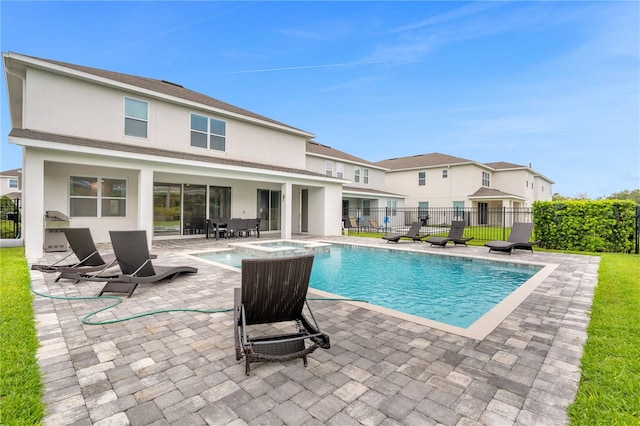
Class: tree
607,189,640,204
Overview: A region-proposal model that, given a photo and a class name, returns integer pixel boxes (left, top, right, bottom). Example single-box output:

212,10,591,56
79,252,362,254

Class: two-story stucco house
0,168,22,199
3,52,345,260
305,141,404,226
375,153,553,213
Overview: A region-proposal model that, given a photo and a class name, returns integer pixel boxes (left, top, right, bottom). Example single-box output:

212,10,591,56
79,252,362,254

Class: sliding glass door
257,189,281,232
154,183,181,236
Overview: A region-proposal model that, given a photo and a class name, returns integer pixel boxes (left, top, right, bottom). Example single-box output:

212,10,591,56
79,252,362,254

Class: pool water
196,244,541,328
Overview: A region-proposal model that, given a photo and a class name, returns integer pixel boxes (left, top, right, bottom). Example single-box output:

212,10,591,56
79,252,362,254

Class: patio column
281,182,292,239
23,152,45,260
138,167,154,246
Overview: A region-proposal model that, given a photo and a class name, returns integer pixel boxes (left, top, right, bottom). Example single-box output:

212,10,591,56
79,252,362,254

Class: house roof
306,141,384,169
0,168,21,176
374,152,476,170
9,128,337,181
484,161,526,170
468,187,525,200
342,185,405,199
5,52,313,137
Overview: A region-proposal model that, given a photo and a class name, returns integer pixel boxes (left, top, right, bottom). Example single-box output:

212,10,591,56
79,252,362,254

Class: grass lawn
567,253,640,425
0,245,637,424
0,247,44,425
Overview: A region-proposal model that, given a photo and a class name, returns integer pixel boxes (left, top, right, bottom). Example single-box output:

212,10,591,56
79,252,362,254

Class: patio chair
382,221,427,243
425,221,474,247
225,218,241,238
368,218,385,232
234,254,330,375
484,222,539,254
31,228,117,281
96,230,197,297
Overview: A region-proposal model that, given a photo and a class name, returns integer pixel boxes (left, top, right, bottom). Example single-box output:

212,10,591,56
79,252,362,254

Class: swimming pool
193,242,548,335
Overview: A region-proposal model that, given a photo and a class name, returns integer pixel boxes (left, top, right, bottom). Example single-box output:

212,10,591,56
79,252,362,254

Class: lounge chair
234,254,330,375
425,221,474,247
96,230,197,297
484,222,539,254
382,221,427,243
368,218,385,232
31,228,117,281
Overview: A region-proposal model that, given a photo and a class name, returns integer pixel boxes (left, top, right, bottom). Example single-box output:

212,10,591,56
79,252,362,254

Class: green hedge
532,200,637,252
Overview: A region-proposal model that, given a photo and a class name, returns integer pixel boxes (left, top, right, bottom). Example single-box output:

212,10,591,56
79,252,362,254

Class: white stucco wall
384,164,489,208
25,68,308,170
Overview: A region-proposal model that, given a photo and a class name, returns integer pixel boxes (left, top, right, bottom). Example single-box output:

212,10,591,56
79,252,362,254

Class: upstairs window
442,169,448,179
70,176,127,217
418,172,426,186
336,163,344,179
9,179,18,189
354,167,360,183
482,171,490,187
124,97,148,138
363,168,369,184
325,161,333,177
190,113,226,151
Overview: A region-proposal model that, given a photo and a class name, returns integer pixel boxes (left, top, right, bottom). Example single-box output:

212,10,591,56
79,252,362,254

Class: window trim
190,113,227,152
325,160,333,177
8,179,18,189
482,171,490,187
418,171,426,186
124,97,148,139
70,175,127,218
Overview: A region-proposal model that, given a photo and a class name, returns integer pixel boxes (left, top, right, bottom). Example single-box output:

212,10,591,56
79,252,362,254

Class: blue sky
1,1,638,198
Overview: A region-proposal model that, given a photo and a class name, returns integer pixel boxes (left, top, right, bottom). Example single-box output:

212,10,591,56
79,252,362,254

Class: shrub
533,200,637,252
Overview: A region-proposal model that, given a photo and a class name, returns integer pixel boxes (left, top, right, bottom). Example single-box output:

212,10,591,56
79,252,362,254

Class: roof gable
374,152,475,170
306,141,383,168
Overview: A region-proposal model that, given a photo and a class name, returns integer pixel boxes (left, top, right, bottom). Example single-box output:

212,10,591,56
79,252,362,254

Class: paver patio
29,234,599,425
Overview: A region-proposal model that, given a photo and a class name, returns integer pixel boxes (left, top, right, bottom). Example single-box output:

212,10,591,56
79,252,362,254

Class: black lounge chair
382,221,427,243
96,230,197,297
234,254,330,375
485,222,539,254
31,228,117,281
425,221,474,247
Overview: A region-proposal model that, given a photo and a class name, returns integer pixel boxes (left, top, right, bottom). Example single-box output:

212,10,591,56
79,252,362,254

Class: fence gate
1,197,21,239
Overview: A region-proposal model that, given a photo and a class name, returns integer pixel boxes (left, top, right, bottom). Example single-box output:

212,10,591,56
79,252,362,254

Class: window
363,168,369,184
336,163,344,179
354,167,360,183
190,113,226,151
9,179,18,189
209,186,231,219
386,200,397,216
124,97,148,138
363,200,370,216
418,172,426,186
482,171,490,187
442,169,448,179
70,176,126,217
325,161,333,177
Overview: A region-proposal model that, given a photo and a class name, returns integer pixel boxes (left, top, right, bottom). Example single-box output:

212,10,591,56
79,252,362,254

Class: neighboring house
0,168,21,199
375,153,553,219
305,141,404,226
3,52,345,260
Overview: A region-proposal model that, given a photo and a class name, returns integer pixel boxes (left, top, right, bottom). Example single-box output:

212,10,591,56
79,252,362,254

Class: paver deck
29,235,599,425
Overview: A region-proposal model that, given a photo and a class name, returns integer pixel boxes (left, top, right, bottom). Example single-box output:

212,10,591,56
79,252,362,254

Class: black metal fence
0,197,21,239
343,206,535,242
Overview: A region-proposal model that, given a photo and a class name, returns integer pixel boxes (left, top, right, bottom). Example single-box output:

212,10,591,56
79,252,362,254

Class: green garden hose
30,284,368,326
